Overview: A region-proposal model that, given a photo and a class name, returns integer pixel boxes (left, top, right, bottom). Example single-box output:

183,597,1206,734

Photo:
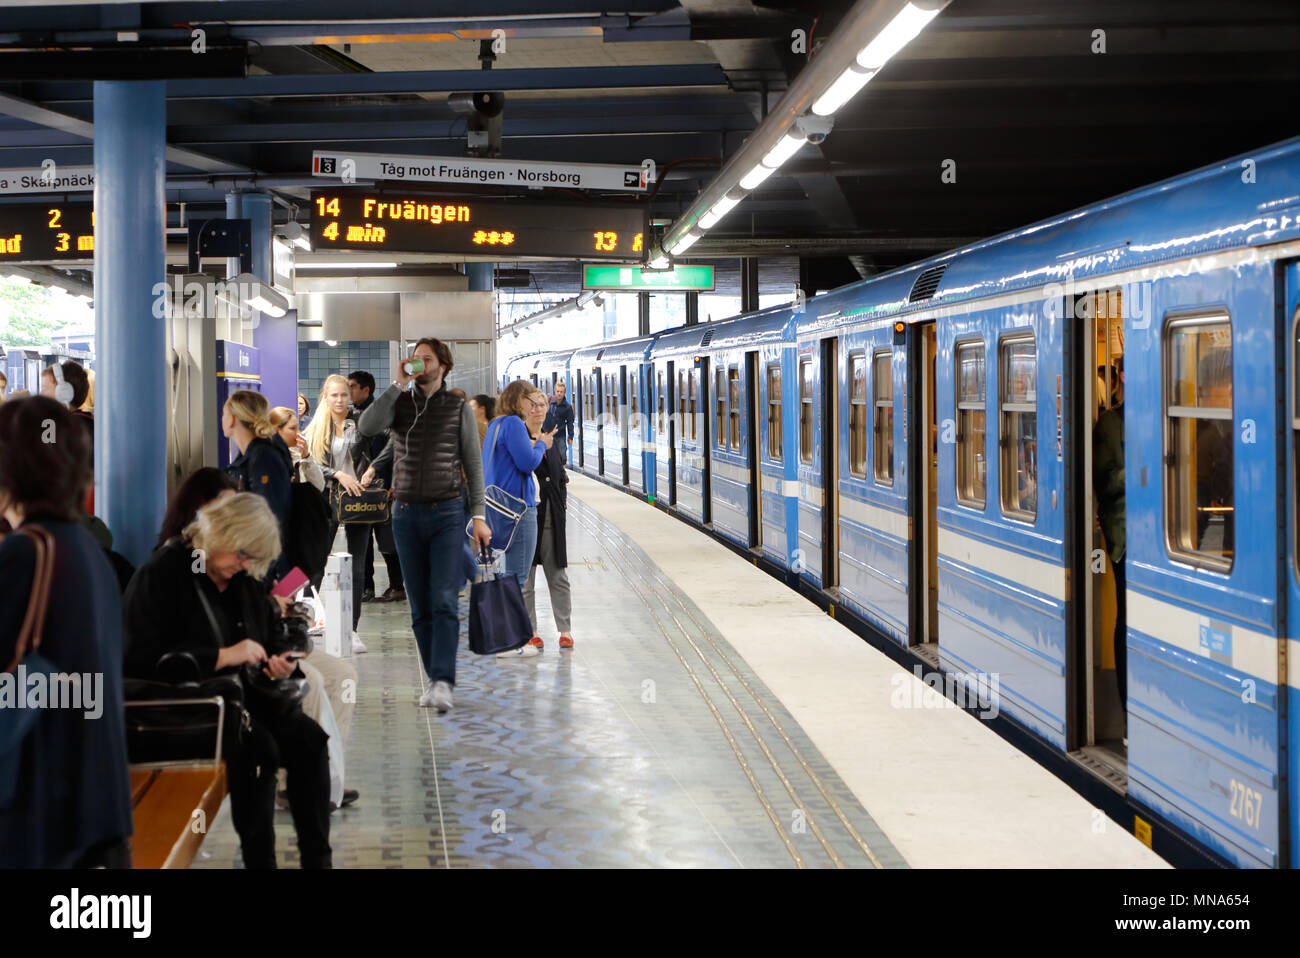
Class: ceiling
0,0,1297,298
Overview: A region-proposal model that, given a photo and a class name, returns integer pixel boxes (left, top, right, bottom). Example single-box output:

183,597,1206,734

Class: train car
568,136,1300,868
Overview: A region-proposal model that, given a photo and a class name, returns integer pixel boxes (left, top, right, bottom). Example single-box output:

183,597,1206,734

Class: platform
192,473,1167,869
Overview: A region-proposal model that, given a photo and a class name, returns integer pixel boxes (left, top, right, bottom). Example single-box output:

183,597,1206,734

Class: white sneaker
351,631,368,654
432,680,453,711
418,687,437,707
497,644,539,659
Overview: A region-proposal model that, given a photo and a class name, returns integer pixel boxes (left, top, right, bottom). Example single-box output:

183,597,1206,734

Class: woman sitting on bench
123,493,332,869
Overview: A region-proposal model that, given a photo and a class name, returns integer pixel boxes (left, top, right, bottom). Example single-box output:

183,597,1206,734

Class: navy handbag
467,549,532,655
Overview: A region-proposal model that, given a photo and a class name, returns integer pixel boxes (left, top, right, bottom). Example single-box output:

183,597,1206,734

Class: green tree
0,277,61,346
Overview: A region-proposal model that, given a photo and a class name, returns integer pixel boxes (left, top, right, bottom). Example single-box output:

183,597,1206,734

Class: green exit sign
582,263,715,292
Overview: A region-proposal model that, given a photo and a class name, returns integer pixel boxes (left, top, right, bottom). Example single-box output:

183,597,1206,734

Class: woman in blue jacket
483,381,556,623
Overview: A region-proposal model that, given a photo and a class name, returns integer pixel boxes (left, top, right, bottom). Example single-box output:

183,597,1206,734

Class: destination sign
310,190,646,261
0,202,95,262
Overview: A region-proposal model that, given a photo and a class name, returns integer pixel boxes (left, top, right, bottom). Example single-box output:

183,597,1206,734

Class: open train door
746,351,761,550
907,321,939,657
1282,259,1300,867
821,337,839,590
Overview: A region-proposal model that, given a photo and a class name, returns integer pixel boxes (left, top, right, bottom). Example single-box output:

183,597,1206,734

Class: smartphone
272,567,309,598
283,652,306,662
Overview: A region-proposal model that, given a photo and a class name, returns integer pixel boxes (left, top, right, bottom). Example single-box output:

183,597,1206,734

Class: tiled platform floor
193,497,902,869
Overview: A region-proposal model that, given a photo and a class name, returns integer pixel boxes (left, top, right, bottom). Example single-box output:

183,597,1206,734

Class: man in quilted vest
359,338,491,712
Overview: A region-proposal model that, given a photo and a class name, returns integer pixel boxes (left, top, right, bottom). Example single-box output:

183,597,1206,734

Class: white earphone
51,362,74,405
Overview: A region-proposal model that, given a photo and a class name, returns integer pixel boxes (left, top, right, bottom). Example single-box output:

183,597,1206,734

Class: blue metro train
505,136,1300,868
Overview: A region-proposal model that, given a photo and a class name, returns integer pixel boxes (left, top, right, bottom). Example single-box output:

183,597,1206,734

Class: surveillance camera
796,114,834,146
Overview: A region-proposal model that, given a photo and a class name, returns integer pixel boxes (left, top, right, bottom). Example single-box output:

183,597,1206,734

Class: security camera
796,114,834,146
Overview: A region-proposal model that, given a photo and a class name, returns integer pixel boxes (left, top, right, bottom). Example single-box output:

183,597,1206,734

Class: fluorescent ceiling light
295,261,398,269
646,255,671,270
762,131,807,169
811,65,874,116
669,231,701,255
857,2,939,71
218,271,290,319
739,162,777,191
699,194,742,230
324,339,338,347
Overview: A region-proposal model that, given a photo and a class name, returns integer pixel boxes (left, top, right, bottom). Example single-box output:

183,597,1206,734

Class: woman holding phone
123,493,333,868
486,380,555,659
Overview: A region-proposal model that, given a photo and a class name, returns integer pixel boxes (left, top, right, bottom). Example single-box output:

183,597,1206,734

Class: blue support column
93,80,166,567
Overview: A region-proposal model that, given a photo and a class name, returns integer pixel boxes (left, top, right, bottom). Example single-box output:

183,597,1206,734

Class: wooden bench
129,764,228,869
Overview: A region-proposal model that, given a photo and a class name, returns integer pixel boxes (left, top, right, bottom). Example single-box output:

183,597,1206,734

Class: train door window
873,349,894,484
678,369,688,439
630,371,638,425
1165,316,1233,570
999,334,1037,520
799,357,814,464
767,362,783,462
715,368,727,449
607,374,619,426
728,367,740,448
956,341,987,508
849,352,867,477
688,368,699,441
657,371,665,435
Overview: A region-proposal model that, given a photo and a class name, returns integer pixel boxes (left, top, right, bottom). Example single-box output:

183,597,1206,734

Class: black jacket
0,517,133,867
543,399,575,442
533,441,568,569
352,396,394,485
123,539,282,679
228,434,293,578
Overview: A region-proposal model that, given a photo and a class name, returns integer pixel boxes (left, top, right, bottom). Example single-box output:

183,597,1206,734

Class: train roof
571,335,653,365
800,134,1300,328
651,303,794,357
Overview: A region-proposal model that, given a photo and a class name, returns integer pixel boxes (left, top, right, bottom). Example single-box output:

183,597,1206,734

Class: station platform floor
193,472,1167,869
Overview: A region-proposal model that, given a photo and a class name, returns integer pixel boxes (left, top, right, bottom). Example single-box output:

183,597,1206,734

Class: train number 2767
1228,779,1263,830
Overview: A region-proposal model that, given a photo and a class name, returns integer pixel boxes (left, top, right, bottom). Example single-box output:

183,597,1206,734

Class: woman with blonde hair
123,492,333,868
223,389,293,582
486,380,555,659
270,405,325,492
303,374,381,649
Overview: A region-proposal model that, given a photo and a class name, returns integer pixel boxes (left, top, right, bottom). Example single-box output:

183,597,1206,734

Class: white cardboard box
320,551,353,657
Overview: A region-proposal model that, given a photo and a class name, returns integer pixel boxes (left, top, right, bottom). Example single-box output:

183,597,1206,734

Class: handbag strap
485,417,502,476
5,526,56,673
192,574,228,650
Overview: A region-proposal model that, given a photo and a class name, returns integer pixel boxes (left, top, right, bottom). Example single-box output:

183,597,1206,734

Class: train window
716,368,727,448
728,367,740,449
678,370,688,442
799,358,814,464
999,335,1037,521
608,374,619,427
767,362,783,462
657,371,665,436
688,369,699,441
873,350,894,485
1165,316,1233,570
849,353,867,477
956,341,987,508
630,372,638,426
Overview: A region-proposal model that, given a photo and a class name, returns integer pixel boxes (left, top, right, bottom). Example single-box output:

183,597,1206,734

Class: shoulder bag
477,418,527,552
0,526,60,808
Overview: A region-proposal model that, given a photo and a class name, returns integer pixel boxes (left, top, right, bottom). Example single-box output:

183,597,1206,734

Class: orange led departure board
0,203,95,261
311,190,646,260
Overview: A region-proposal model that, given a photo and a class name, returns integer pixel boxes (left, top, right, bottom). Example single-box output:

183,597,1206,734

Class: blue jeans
392,498,465,686
503,506,538,592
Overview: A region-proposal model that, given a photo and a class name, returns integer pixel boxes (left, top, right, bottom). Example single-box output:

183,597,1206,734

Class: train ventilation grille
699,328,715,348
908,264,948,303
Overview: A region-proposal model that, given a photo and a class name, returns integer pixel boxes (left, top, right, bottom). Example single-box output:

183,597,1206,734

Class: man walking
358,339,491,712
543,380,575,466
349,370,405,602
